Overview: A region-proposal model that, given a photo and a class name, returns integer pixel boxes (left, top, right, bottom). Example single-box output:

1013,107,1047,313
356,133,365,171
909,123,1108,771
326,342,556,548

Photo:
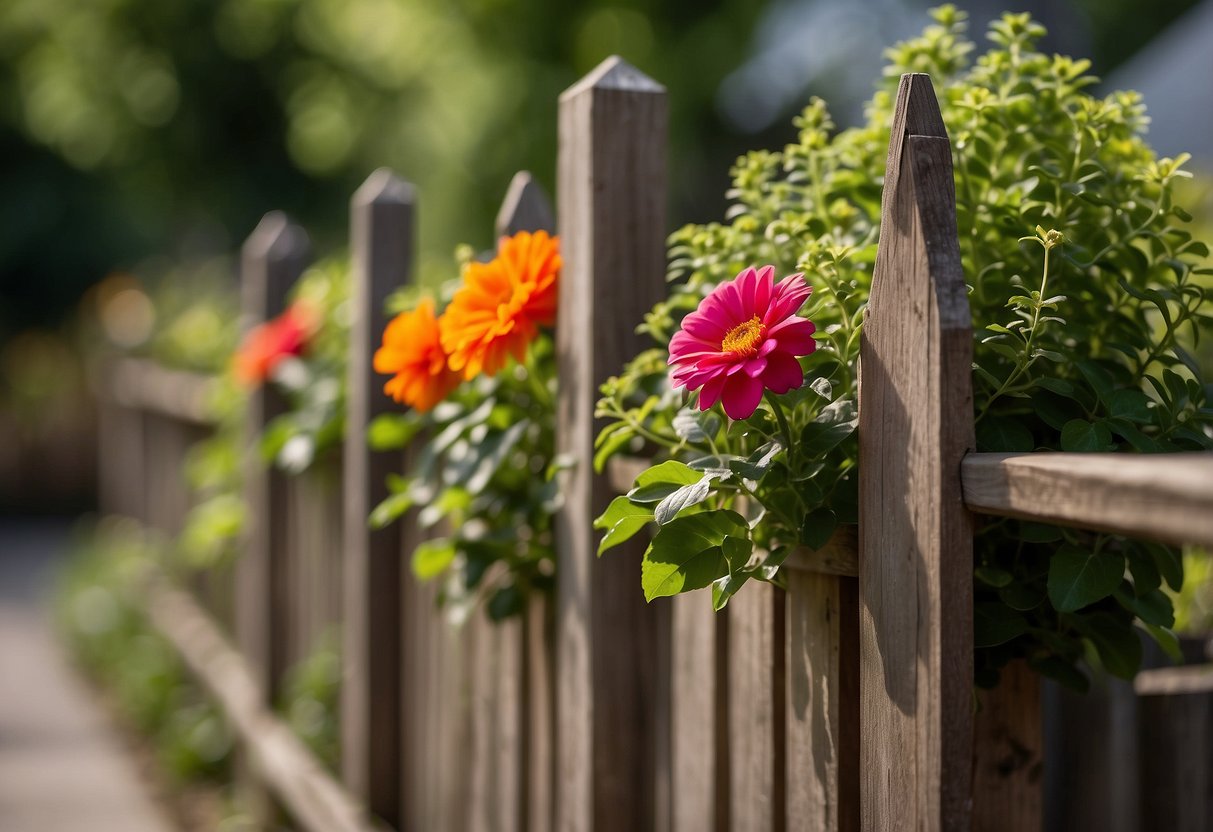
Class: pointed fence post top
560,55,666,103
495,171,555,238
241,210,310,323
242,210,311,264
353,167,416,210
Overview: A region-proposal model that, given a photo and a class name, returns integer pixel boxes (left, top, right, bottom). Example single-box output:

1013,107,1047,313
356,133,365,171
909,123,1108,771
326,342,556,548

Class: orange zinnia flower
439,230,560,379
374,299,462,412
234,302,313,386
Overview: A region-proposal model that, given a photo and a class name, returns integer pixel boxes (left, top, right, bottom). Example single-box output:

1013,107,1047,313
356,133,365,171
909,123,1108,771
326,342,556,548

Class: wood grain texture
236,211,309,704
555,55,669,832
962,451,1213,548
1136,678,1213,831
143,571,375,832
728,581,785,832
341,169,414,827
858,74,974,832
971,661,1042,831
784,526,859,578
670,593,726,832
785,572,859,832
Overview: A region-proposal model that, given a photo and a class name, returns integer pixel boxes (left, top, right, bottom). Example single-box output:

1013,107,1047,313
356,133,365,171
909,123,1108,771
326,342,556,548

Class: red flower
234,302,313,386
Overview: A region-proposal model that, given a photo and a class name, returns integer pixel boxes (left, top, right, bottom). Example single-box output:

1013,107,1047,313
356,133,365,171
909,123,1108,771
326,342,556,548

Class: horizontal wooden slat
962,452,1213,548
100,357,216,426
141,570,376,832
1135,664,1213,696
785,527,858,577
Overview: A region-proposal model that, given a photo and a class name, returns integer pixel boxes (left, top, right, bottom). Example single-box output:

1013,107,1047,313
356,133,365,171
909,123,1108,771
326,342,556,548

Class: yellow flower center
721,315,766,356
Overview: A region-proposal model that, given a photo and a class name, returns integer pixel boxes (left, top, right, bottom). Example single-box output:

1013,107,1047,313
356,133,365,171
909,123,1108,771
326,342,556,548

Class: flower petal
721,373,764,420
760,351,804,394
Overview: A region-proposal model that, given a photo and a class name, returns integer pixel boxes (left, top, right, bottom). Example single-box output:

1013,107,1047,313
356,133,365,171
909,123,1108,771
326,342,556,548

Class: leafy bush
596,7,1213,689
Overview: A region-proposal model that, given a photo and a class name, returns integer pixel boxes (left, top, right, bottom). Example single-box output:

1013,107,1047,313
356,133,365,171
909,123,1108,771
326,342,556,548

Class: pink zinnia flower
668,266,816,420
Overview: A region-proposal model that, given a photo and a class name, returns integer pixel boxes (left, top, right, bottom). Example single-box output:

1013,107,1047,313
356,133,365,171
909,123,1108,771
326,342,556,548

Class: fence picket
555,55,670,832
235,210,311,823
341,169,415,827
858,74,974,832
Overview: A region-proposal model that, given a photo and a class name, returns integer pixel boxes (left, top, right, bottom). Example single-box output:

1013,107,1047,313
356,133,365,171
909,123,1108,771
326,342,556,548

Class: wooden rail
962,452,1213,548
143,569,376,832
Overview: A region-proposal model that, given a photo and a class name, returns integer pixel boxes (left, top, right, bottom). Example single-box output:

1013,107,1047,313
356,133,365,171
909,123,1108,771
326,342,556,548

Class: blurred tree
0,0,766,339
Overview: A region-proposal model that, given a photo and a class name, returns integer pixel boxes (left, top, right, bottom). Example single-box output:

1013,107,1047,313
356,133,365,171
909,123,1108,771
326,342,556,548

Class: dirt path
0,520,175,832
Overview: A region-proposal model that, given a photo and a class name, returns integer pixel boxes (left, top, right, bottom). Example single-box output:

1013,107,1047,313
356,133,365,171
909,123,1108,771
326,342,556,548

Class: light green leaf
654,473,719,525
974,602,1028,647
411,538,455,580
367,413,421,451
369,491,413,530
594,496,654,555
627,460,703,503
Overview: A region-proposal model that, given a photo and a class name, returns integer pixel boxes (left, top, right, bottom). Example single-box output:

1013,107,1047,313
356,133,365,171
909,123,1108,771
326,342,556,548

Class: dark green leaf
641,510,748,601
799,508,837,550
974,602,1029,647
1114,585,1174,627
1060,419,1115,452
1078,612,1142,679
976,415,1034,452
1047,544,1125,611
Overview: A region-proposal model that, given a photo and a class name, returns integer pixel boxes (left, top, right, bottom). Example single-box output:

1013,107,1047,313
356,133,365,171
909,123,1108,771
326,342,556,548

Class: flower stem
765,391,795,459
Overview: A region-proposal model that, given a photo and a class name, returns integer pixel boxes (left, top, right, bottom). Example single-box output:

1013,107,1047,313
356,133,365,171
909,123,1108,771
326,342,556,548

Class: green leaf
1148,543,1184,591
411,538,455,580
976,415,1034,452
1078,611,1142,679
712,572,750,611
593,424,636,473
641,510,748,601
466,420,528,493
1060,419,1115,452
974,602,1029,647
1114,585,1174,628
672,409,721,444
728,441,783,480
1107,389,1152,423
627,460,703,503
369,491,414,530
1143,623,1183,662
1047,544,1125,611
654,474,719,524
367,413,421,451
594,496,654,555
975,566,1014,588
799,508,837,550
998,581,1045,611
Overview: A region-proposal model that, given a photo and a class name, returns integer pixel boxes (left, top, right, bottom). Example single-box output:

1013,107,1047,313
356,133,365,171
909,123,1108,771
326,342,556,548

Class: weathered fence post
236,210,310,819
555,55,669,832
858,73,975,831
342,169,414,828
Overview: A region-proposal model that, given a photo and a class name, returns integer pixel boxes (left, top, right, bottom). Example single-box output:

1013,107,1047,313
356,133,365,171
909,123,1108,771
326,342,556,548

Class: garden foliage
595,7,1213,688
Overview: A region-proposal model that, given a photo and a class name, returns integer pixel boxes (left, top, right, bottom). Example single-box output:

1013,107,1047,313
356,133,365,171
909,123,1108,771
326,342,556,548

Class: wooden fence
93,63,1213,832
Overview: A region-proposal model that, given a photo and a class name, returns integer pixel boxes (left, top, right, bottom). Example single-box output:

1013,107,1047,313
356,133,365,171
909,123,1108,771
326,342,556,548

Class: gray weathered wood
786,571,859,832
728,582,784,832
962,452,1213,548
971,661,1043,831
670,593,726,831
858,73,975,832
496,171,556,238
555,55,669,832
342,168,414,828
1136,673,1213,831
236,211,309,703
784,526,859,578
142,569,375,832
